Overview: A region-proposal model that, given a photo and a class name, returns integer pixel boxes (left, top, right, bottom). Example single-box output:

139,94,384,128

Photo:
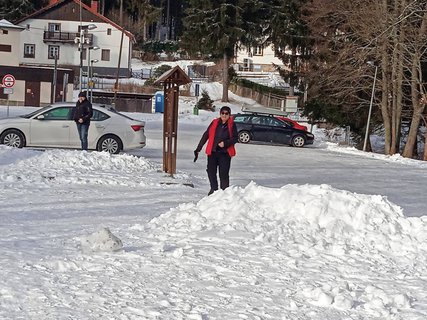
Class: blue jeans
76,123,89,150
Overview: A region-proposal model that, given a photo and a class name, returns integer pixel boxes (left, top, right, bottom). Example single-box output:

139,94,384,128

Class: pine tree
0,0,45,21
196,90,214,111
267,0,313,95
181,0,268,102
124,0,162,42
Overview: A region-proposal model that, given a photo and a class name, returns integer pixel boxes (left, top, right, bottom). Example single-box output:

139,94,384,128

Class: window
251,116,263,125
2,30,8,34
48,23,61,32
91,110,110,121
0,44,11,52
101,49,110,61
278,119,292,127
107,28,111,35
274,46,284,57
40,107,71,120
48,45,59,59
233,115,251,123
269,118,285,127
24,44,35,58
254,46,263,56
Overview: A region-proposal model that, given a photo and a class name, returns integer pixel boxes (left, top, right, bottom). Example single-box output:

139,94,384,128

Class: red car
276,116,308,131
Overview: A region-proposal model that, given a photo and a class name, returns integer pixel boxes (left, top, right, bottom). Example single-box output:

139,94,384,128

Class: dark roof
154,66,192,86
14,0,134,41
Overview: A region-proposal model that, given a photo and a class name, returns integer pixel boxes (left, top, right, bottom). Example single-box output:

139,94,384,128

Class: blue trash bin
154,92,164,113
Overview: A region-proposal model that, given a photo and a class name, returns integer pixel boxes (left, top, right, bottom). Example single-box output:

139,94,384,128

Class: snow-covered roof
0,19,25,30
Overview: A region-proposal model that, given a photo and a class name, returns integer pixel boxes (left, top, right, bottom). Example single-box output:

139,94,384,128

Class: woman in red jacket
194,106,238,195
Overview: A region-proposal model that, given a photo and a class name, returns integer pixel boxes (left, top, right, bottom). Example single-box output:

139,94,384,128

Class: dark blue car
233,113,314,147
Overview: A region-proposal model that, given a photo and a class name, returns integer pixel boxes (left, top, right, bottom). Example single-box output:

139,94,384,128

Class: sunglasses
221,112,230,115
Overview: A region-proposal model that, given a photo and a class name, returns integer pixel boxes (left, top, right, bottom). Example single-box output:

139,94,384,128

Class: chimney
49,0,59,5
90,0,99,14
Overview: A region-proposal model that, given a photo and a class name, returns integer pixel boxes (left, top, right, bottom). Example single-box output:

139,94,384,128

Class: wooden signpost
154,66,192,175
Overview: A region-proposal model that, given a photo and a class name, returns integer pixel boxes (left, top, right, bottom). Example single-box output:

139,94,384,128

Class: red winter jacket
196,117,237,157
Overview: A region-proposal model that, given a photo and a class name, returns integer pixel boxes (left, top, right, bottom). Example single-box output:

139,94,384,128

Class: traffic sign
2,74,15,88
3,88,13,94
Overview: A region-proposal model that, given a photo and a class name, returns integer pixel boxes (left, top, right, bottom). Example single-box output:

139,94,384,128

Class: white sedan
0,103,146,154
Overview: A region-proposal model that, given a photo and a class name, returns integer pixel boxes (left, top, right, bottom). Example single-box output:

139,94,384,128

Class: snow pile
139,182,427,318
326,143,427,168
0,145,42,165
79,227,123,252
0,148,162,186
150,182,427,257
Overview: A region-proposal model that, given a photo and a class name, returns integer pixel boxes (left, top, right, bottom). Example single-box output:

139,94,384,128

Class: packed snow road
136,117,427,218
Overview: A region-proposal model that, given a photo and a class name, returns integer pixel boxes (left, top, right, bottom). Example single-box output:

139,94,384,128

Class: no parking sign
2,74,15,117
2,74,15,88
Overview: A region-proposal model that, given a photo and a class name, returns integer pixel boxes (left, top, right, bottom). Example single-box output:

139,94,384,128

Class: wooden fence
229,83,287,111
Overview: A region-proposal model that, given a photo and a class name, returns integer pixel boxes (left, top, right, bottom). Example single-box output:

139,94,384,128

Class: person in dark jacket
194,106,238,195
73,91,93,150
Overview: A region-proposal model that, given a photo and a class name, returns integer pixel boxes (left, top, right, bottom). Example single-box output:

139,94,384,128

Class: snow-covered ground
1,84,427,319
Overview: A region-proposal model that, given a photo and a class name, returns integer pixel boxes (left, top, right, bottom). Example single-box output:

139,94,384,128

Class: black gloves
193,150,199,162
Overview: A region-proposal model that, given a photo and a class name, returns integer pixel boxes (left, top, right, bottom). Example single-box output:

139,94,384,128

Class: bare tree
304,0,427,157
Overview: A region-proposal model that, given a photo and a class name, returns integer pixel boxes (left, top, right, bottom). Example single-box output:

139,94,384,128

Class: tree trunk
378,0,393,155
380,50,392,154
143,17,147,42
402,3,427,158
222,51,229,102
390,1,405,154
424,120,427,160
389,0,407,154
402,108,424,158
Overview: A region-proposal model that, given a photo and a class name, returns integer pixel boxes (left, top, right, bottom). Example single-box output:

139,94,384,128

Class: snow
1,83,427,319
79,227,123,253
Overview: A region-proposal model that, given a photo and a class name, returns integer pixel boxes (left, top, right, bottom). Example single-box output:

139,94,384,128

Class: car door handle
62,125,69,128
96,125,105,129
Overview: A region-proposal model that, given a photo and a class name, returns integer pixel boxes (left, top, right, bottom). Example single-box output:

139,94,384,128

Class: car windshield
20,106,51,119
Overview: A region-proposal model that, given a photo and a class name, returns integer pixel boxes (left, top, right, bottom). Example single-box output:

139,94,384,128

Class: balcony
43,31,93,45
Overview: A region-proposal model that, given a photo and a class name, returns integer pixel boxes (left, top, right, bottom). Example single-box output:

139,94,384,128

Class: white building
15,0,135,80
235,44,285,72
1,19,75,106
0,19,25,67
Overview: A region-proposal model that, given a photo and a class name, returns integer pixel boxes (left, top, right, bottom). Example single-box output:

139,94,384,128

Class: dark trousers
76,123,89,150
207,152,231,191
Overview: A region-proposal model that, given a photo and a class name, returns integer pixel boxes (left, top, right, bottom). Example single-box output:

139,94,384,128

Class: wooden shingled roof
154,66,192,86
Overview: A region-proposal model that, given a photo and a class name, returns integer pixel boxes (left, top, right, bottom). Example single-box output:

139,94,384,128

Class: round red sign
2,74,15,88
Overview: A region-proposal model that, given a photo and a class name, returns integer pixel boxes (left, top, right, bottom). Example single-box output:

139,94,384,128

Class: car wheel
238,131,251,143
97,135,122,154
0,129,25,148
291,135,305,147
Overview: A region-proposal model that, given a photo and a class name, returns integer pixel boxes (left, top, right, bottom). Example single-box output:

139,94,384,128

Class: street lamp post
87,46,99,94
363,61,379,152
75,24,97,92
78,28,84,91
90,59,99,102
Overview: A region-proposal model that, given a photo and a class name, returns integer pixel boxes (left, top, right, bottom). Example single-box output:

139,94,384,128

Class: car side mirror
36,115,45,120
